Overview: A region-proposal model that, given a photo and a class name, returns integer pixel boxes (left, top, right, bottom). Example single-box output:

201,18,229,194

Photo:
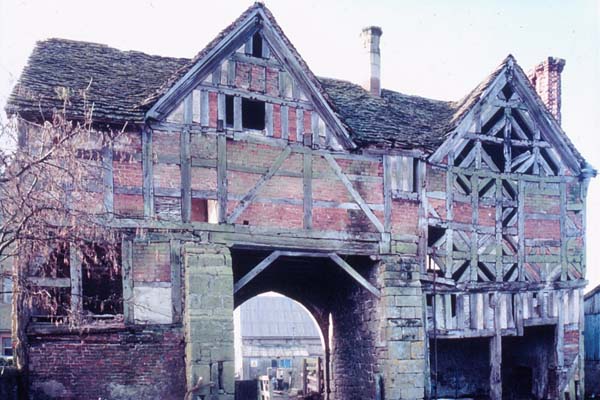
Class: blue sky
1,0,598,287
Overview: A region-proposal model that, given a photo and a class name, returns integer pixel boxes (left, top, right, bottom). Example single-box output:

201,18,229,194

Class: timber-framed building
5,3,595,399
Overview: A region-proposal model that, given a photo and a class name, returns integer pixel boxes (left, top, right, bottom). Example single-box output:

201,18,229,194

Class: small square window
191,199,218,223
389,156,418,193
2,337,12,357
242,98,265,130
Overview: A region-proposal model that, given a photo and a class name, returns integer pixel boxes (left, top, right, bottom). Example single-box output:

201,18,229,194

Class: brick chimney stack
527,57,566,124
361,26,383,96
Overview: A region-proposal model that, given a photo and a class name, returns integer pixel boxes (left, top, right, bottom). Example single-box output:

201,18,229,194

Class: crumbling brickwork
28,328,185,400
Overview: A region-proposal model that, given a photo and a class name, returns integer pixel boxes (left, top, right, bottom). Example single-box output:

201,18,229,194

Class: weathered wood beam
383,156,393,233
181,127,192,222
234,250,282,293
101,143,114,216
217,134,228,223
227,146,291,224
490,292,502,400
324,154,384,233
328,253,381,298
170,239,182,323
303,152,313,229
69,244,82,316
121,238,134,324
27,276,71,288
142,127,154,217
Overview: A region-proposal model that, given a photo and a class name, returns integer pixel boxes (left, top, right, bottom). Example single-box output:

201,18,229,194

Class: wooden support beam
303,151,313,229
234,251,282,293
281,105,289,140
142,127,154,217
121,238,134,324
233,95,242,132
328,253,381,298
69,244,82,316
200,90,209,128
170,239,182,323
324,154,384,233
101,143,114,216
265,103,274,137
495,177,503,282
29,277,71,288
297,109,305,145
383,156,392,233
517,180,525,281
560,181,567,281
227,146,291,224
417,160,428,273
490,292,502,400
181,127,191,222
470,174,479,282
217,134,228,223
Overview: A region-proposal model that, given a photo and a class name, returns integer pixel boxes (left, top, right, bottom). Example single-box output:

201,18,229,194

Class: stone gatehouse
5,2,594,399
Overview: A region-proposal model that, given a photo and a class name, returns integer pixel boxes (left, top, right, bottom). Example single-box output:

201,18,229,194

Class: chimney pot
361,26,383,96
528,57,566,124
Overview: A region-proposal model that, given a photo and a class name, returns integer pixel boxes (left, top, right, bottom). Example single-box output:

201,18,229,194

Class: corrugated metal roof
239,295,321,338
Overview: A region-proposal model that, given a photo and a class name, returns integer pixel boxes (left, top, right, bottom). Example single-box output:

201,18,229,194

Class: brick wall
28,328,185,400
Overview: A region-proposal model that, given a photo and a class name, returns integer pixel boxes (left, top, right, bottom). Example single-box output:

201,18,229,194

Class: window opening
1,337,12,357
225,95,234,127
191,198,218,223
252,32,263,58
2,277,12,303
242,98,265,130
81,243,123,315
389,155,418,193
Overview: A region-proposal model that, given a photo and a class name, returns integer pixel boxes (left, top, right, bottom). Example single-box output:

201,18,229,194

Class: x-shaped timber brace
233,250,381,298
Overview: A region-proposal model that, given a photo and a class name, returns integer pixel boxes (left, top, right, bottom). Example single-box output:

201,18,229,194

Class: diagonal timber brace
227,146,292,224
323,154,384,233
233,250,380,298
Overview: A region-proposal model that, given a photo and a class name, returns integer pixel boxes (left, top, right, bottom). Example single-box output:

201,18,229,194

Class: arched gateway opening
183,243,424,400
231,248,381,400
234,293,325,397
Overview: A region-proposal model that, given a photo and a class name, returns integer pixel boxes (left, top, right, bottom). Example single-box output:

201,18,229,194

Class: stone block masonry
184,243,235,400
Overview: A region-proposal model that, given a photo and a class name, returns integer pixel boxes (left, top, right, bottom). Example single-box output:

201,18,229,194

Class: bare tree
0,104,122,373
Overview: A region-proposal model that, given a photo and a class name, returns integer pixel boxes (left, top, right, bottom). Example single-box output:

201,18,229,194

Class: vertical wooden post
494,177,503,281
470,174,479,282
217,134,228,223
302,358,308,395
445,152,455,279
383,156,392,233
121,238,134,324
181,94,192,223
101,142,114,216
517,179,525,281
303,151,313,229
170,239,182,323
69,244,82,317
560,181,567,281
556,289,565,396
281,105,289,140
142,127,154,218
490,292,502,400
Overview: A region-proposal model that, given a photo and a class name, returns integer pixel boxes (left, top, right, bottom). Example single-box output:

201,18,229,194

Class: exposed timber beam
324,154,384,233
328,253,381,298
234,250,282,293
227,146,291,224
